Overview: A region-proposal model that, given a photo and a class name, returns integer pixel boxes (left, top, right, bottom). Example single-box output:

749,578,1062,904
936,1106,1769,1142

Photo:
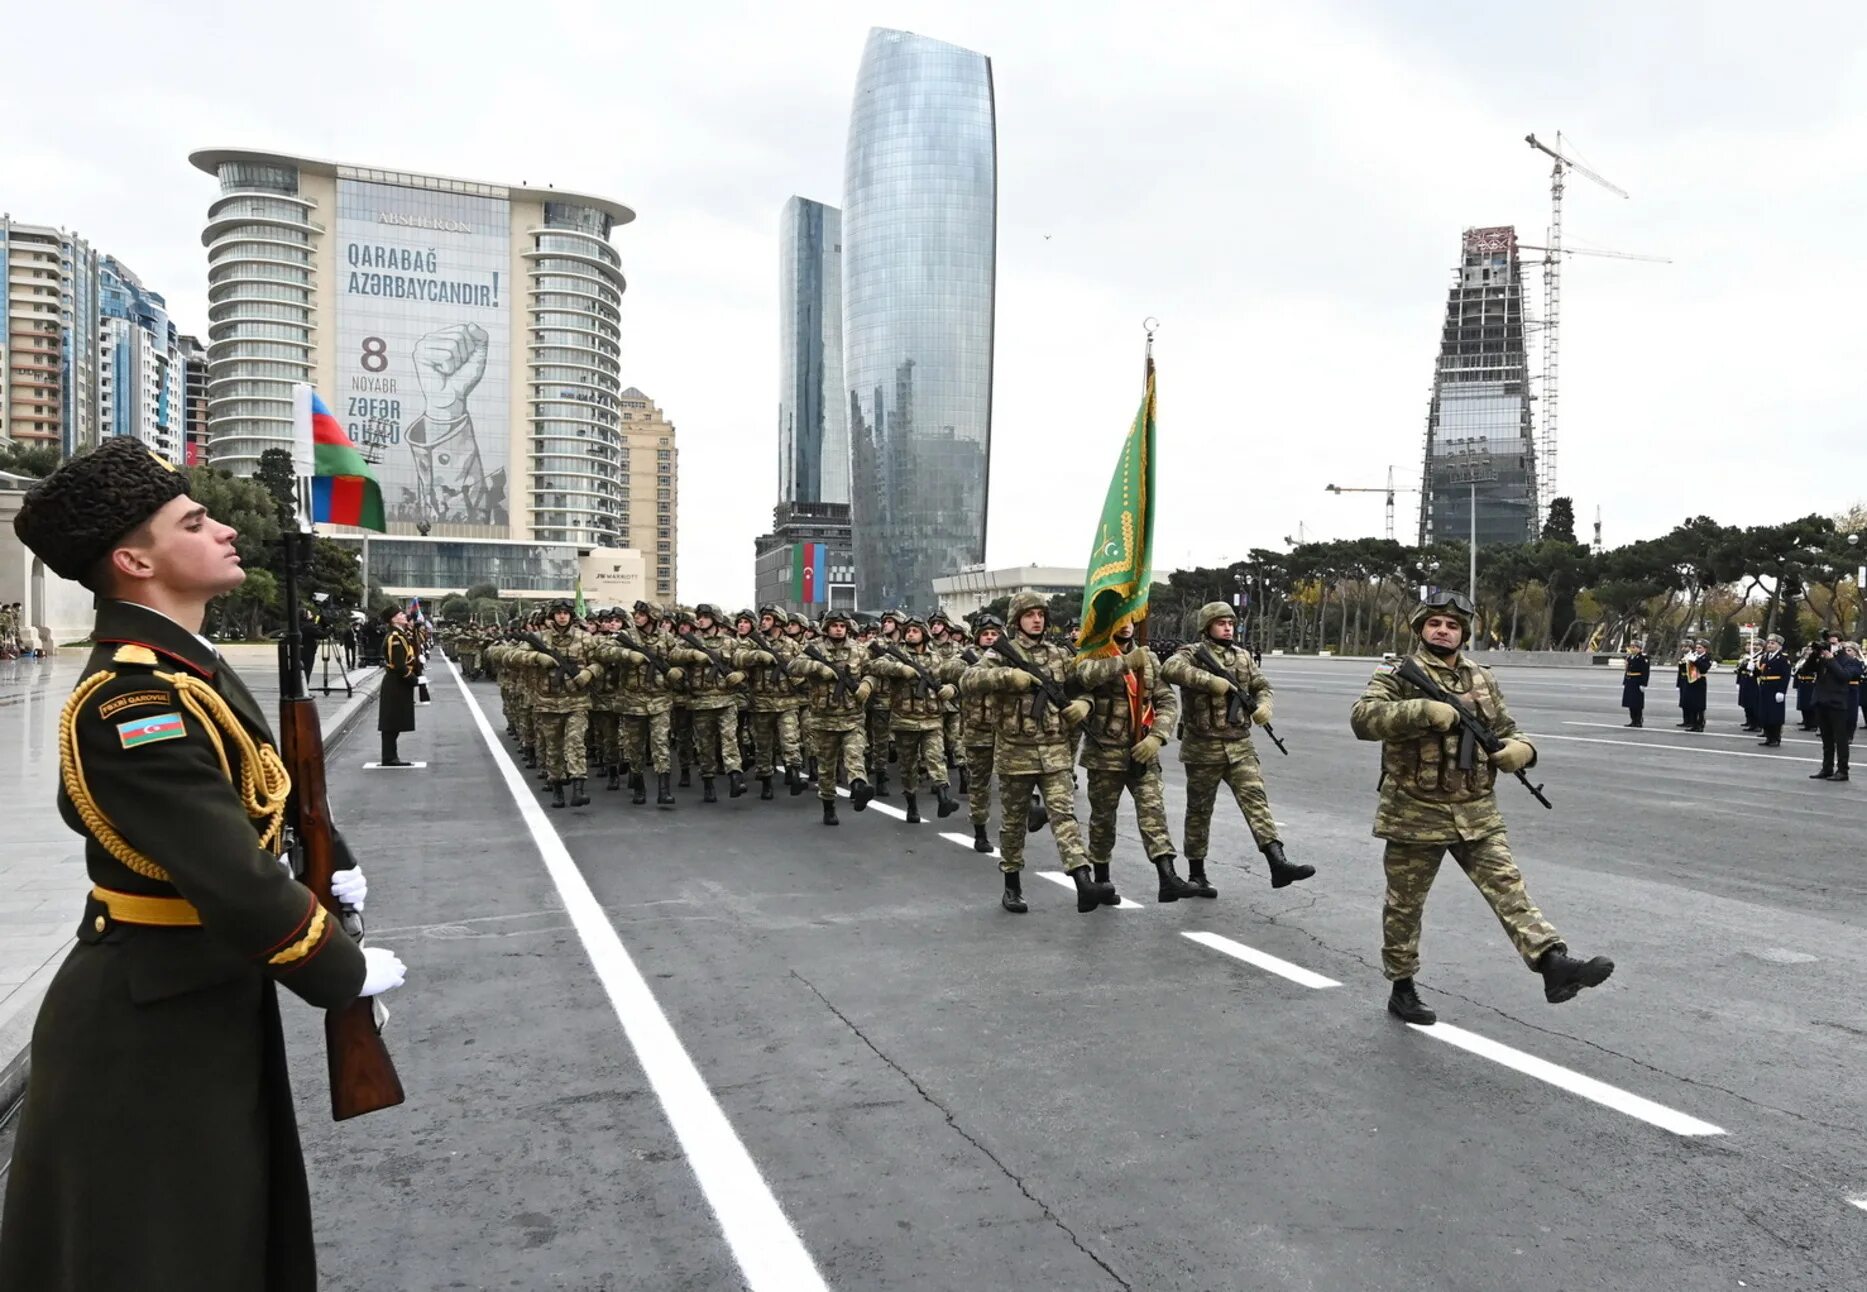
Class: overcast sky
7,1,1863,600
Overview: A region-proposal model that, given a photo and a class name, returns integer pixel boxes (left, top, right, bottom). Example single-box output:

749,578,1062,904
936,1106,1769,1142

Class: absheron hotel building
189,149,635,553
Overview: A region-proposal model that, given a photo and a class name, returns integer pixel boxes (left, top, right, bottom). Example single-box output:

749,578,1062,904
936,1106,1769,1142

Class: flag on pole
1074,348,1157,658
573,574,587,619
293,385,385,532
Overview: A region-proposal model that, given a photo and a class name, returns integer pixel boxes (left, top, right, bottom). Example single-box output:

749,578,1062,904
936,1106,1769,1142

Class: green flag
573,574,587,620
1075,354,1156,657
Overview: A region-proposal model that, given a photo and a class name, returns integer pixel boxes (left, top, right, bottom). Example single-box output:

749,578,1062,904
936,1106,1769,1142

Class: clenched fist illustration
413,323,488,424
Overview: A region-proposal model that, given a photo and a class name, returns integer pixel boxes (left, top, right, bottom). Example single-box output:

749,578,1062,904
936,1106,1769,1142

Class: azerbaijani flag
293,385,385,532
792,541,826,605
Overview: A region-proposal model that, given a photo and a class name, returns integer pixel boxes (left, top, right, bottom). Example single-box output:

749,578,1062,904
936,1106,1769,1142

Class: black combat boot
702,776,718,804
679,766,691,788
759,775,774,801
1092,862,1120,906
973,824,993,853
822,799,839,826
1001,872,1027,914
1387,978,1436,1025
1262,841,1315,889
808,756,820,784
571,778,590,807
934,785,958,818
1026,791,1049,834
1183,858,1217,898
728,770,746,798
788,765,804,796
957,765,969,796
523,746,537,767
550,780,567,810
631,773,648,805
606,764,622,791
656,772,674,807
1152,855,1200,902
850,778,874,811
874,767,891,798
1538,946,1615,1003
1071,865,1113,913
904,792,921,823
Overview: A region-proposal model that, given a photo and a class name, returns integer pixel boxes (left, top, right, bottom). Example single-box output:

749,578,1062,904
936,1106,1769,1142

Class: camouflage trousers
892,725,950,792
672,706,695,771
867,706,895,775
748,708,804,777
589,710,622,768
1380,834,1562,981
622,710,674,775
535,707,590,781
963,740,996,827
1182,739,1278,859
689,706,743,776
997,768,1089,876
943,711,963,766
1086,761,1176,864
811,724,868,803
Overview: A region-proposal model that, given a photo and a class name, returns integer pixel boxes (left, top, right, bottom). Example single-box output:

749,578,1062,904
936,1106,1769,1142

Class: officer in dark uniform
1621,640,1650,727
1794,642,1822,730
1676,639,1711,731
378,605,419,766
1753,633,1791,747
1,438,407,1291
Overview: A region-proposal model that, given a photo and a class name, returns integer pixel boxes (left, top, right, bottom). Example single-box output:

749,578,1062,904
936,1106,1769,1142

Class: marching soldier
788,607,875,824
927,611,967,790
669,608,699,787
866,608,904,797
782,610,819,783
1,438,406,1289
1349,592,1613,1025
1078,621,1203,902
1161,602,1316,894
520,599,600,808
939,615,1003,852
599,601,683,807
1621,640,1649,727
670,603,747,802
587,608,629,790
1676,639,1711,731
733,606,806,799
378,606,419,766
1755,632,1791,747
960,592,1122,914
864,616,960,823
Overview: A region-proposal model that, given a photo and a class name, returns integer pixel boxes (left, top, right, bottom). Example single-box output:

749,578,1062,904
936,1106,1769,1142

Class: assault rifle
1190,643,1288,755
521,631,582,692
678,629,747,693
612,627,671,682
277,532,404,1121
986,638,1069,723
1392,655,1552,809
874,642,939,698
802,643,861,705
742,626,797,693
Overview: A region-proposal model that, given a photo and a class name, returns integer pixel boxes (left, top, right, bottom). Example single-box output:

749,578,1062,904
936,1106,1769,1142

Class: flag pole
1136,318,1158,650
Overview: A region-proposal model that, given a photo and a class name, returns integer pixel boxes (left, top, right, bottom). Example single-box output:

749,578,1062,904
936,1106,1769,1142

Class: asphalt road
246,658,1867,1287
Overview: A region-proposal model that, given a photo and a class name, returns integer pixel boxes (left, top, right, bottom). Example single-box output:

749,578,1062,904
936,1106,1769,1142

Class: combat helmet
732,607,756,627
821,607,853,630
1007,591,1048,628
1196,601,1237,636
971,613,1003,640
547,598,574,616
693,602,724,624
899,615,928,641
1409,590,1474,640
673,606,698,629
633,600,662,621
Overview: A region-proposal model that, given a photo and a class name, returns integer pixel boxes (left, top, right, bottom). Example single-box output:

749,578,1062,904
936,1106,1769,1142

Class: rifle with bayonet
1392,655,1552,809
1190,643,1288,755
802,643,862,705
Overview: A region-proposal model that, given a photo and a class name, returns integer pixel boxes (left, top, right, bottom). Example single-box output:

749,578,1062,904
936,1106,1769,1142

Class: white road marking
940,831,996,856
1409,1020,1726,1138
867,799,909,820
1035,870,1146,907
1182,931,1341,989
361,761,428,770
1849,1197,1867,1213
1525,732,1809,763
445,658,828,1291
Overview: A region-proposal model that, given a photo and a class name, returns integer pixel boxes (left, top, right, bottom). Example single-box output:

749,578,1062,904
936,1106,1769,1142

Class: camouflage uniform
670,606,745,795
733,608,805,793
591,606,683,805
866,610,904,793
961,594,1126,911
789,614,872,815
865,619,957,819
586,614,627,786
928,614,966,784
1161,602,1314,892
1078,637,1180,866
523,615,600,803
937,628,1000,837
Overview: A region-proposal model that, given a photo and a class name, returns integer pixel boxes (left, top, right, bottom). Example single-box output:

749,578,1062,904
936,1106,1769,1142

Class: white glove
1775,692,1785,702
358,946,407,997
330,867,367,911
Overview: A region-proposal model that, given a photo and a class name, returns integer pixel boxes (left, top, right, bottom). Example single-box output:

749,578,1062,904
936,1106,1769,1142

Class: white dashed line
1034,870,1147,908
940,831,995,856
1182,931,1341,988
1409,1021,1725,1138
1849,1197,1867,1214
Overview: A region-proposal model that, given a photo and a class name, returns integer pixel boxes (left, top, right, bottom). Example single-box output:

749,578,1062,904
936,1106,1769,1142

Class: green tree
0,441,60,479
466,582,500,602
439,594,472,624
977,595,1012,625
188,467,284,635
1716,621,1741,660
307,537,364,609
1541,496,1578,545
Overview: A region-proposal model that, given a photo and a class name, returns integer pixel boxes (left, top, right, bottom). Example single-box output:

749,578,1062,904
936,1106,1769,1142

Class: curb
0,670,386,1126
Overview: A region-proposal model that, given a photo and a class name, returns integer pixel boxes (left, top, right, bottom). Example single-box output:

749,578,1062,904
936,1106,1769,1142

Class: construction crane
1525,132,1637,516
1325,466,1421,541
1519,243,1670,265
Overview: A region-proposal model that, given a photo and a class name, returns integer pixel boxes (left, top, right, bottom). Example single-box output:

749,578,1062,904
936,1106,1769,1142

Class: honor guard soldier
1754,633,1791,746
1676,639,1711,731
938,615,1004,852
1349,592,1613,1025
788,607,875,824
959,592,1123,913
0,438,406,1290
1621,640,1650,727
1161,602,1316,893
378,605,420,765
1078,621,1202,902
1794,642,1822,731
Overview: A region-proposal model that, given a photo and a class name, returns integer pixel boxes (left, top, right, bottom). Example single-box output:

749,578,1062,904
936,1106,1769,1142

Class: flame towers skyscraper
842,27,997,610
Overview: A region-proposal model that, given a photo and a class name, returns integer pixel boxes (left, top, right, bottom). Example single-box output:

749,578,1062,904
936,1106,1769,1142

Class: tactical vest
1084,649,1154,747
1383,659,1504,803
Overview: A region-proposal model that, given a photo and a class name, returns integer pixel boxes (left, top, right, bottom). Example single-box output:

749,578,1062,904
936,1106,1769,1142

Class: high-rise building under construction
1417,226,1538,548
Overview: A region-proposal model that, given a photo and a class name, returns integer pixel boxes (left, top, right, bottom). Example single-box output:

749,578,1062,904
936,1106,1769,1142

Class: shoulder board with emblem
112,644,160,667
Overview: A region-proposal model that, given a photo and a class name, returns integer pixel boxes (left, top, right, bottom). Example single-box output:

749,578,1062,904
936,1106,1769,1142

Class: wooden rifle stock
279,694,406,1120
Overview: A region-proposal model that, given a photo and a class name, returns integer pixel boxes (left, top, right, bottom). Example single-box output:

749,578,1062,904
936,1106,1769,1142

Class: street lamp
1850,532,1863,638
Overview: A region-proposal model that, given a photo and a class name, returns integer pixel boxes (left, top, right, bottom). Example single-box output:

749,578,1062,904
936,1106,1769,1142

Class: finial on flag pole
1142,316,1159,361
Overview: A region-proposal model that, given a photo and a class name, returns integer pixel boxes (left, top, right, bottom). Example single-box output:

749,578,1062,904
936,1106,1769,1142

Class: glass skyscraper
1417,226,1539,548
842,28,996,610
778,196,846,505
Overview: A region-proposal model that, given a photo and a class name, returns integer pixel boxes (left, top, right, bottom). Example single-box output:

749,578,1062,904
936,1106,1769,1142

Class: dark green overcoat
377,627,418,735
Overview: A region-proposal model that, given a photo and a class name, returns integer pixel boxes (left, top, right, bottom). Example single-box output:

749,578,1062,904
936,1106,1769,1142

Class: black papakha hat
13,439,191,584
